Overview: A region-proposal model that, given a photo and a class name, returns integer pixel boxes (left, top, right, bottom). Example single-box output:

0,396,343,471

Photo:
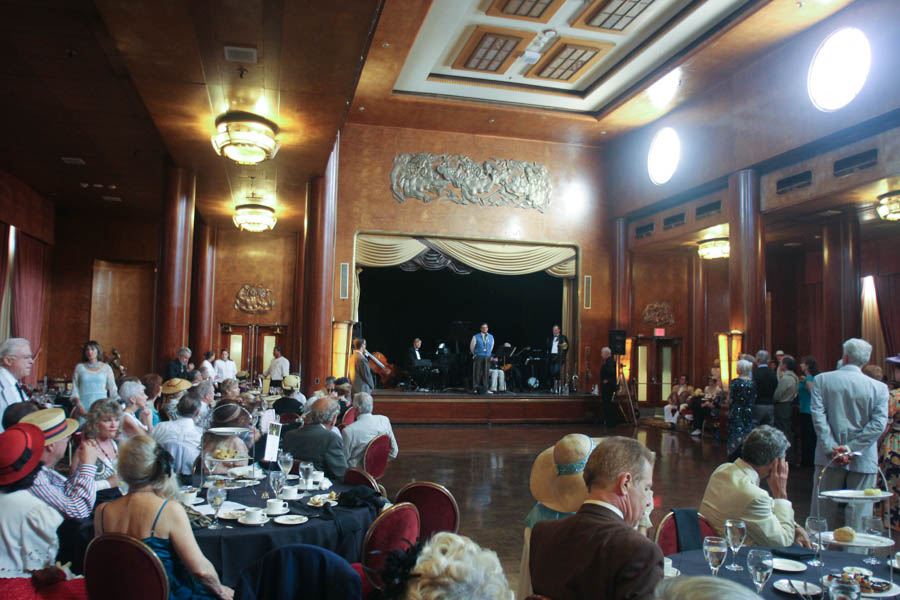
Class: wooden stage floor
378,423,819,593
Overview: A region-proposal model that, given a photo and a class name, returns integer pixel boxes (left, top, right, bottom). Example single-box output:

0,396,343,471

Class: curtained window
0,223,13,341
11,232,49,386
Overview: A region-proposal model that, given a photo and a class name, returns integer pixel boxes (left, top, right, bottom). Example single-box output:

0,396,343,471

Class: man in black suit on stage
406,338,424,369
600,346,618,426
545,325,569,391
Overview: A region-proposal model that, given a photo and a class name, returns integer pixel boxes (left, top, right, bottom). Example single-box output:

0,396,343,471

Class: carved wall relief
642,302,675,327
234,284,275,314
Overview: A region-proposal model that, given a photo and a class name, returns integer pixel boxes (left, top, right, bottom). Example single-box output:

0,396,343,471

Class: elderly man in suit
342,392,398,468
753,350,778,426
281,397,347,480
811,338,889,530
529,436,662,600
351,338,375,395
700,425,811,547
0,338,34,432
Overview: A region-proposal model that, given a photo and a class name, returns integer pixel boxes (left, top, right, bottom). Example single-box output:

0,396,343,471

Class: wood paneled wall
46,210,160,379
0,169,54,245
630,251,690,341
335,123,610,385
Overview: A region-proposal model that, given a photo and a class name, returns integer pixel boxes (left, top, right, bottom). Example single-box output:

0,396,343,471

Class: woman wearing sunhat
0,423,87,598
161,378,192,422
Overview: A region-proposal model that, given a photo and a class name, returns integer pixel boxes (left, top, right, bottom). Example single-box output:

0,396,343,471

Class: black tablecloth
75,480,377,587
671,547,897,598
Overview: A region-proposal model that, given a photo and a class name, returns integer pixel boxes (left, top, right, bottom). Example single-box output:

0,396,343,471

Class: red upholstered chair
360,501,420,590
395,481,459,539
654,510,718,556
344,467,380,493
363,434,391,480
84,533,168,600
279,412,302,424
525,595,554,600
341,407,357,429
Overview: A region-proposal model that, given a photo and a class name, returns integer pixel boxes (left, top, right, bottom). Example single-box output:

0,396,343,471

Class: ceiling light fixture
647,127,681,185
233,193,277,232
697,237,730,259
876,190,900,221
808,27,871,112
211,111,281,165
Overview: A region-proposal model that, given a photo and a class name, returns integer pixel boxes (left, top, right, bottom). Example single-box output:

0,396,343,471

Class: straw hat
529,433,598,514
282,375,300,391
162,378,191,395
20,408,78,445
0,423,45,485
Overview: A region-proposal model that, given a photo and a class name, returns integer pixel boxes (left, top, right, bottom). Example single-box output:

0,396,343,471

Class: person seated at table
161,378,192,422
700,425,811,548
0,423,88,599
690,387,718,438
529,436,662,600
140,373,163,425
1,400,40,431
663,394,680,428
202,402,256,474
191,381,216,431
398,531,512,600
334,382,353,421
219,378,240,402
94,435,233,599
342,392,398,468
73,399,122,491
120,380,152,441
152,395,203,476
281,397,347,480
273,375,304,417
653,576,760,600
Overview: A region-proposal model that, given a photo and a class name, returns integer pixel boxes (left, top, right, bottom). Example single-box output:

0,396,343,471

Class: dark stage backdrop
357,267,563,377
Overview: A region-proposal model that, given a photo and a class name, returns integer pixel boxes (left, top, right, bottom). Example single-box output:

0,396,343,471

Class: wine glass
724,519,747,571
746,549,773,593
702,536,728,576
300,461,314,490
862,516,883,565
204,453,217,476
207,486,227,530
829,578,860,600
805,516,827,566
269,471,286,498
278,451,293,477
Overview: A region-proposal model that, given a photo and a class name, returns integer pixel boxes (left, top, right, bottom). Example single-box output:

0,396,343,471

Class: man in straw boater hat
18,407,98,519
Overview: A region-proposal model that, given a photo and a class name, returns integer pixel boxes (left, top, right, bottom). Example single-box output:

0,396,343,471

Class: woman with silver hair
94,435,233,599
120,379,152,440
654,576,759,600
727,359,757,460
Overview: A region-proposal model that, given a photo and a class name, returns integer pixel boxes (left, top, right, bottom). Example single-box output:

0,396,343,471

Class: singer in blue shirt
469,323,494,393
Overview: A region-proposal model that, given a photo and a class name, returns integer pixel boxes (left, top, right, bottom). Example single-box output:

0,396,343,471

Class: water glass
746,549,773,593
300,461,314,484
862,516,883,565
806,516,827,567
207,486,227,530
702,536,728,576
269,471,286,497
829,579,860,600
724,519,747,571
277,451,293,476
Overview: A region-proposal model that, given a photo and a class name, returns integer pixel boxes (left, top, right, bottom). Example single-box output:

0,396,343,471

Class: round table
670,547,898,598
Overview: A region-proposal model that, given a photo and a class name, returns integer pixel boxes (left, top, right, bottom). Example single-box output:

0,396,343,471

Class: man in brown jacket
530,436,663,600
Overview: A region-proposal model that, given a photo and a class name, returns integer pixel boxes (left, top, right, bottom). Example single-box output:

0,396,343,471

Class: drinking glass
207,486,227,530
204,453,217,476
829,579,860,600
278,451,293,476
300,461,314,485
269,471,286,498
806,516,827,567
724,519,747,571
862,516,883,565
746,549,773,593
702,536,728,576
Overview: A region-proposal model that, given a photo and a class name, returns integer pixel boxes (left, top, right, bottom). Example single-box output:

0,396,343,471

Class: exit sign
654,328,666,337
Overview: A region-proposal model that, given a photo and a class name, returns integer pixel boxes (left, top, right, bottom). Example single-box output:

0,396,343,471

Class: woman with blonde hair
220,379,240,401
73,399,122,490
94,435,232,599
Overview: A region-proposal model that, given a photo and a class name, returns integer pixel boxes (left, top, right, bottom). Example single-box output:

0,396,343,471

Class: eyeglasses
10,354,33,360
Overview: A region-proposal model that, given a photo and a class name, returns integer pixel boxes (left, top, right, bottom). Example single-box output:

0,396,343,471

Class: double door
632,336,683,406
219,324,288,379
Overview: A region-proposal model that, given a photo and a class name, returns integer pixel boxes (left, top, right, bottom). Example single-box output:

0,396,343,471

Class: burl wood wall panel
335,123,611,386
46,210,160,379
704,258,730,379
630,251,690,340
605,0,900,218
214,228,297,331
766,249,804,358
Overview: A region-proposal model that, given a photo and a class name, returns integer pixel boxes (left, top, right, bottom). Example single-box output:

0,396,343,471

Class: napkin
193,500,248,515
771,545,816,560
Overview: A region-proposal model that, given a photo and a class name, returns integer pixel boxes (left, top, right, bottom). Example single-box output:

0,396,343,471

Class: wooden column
156,166,196,372
689,251,706,387
822,210,861,368
300,176,335,396
291,230,305,375
189,220,216,359
727,169,766,354
613,217,632,331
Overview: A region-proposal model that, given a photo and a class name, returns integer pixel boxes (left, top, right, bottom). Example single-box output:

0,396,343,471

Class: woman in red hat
0,423,87,598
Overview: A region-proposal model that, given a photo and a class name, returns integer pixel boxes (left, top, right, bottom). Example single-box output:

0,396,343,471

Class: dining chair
395,481,460,539
279,412,302,424
655,509,718,556
358,501,420,590
344,467,380,493
363,434,391,480
340,407,358,430
84,533,168,600
235,543,361,600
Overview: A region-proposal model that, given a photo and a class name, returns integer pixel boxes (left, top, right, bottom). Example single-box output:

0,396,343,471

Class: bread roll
833,526,856,542
864,488,881,496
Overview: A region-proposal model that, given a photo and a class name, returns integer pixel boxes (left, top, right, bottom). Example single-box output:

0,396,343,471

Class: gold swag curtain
424,238,575,276
355,235,427,267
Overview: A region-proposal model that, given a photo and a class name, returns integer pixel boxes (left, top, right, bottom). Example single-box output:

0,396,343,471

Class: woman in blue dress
94,435,232,599
71,340,118,421
727,359,757,461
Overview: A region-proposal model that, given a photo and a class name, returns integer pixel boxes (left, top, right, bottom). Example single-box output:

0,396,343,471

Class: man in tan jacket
700,425,811,547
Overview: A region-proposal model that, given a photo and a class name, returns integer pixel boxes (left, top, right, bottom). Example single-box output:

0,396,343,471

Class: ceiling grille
465,33,522,72
502,0,553,18
587,0,655,31
538,44,598,79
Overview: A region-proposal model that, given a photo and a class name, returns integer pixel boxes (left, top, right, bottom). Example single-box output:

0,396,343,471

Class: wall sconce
221,323,232,333
273,325,284,335
717,330,744,387
331,321,354,379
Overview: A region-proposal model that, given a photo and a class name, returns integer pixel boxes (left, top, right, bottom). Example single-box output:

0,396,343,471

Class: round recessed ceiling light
647,67,682,109
808,27,871,112
647,127,681,185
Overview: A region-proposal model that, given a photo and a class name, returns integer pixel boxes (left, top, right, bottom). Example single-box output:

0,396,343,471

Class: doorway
219,324,288,378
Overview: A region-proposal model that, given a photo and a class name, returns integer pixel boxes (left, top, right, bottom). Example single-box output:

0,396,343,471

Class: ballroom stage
372,390,600,424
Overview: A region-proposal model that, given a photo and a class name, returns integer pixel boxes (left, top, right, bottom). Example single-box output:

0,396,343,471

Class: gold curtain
425,238,575,276
546,258,576,279
862,276,887,369
355,234,427,267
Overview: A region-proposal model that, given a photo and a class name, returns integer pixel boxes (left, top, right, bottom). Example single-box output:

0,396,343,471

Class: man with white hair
165,347,192,381
342,392,398,468
753,349,777,426
0,338,34,432
811,338,889,530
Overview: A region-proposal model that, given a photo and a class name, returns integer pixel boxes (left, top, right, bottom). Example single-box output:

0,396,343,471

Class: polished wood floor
379,423,818,590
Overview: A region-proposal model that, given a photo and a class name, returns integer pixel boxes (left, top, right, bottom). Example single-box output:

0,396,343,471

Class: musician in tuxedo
545,325,569,391
470,323,494,393
406,338,424,369
351,338,375,395
600,347,618,427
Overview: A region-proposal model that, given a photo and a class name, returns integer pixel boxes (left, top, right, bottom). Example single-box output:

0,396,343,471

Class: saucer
278,494,301,501
772,558,807,573
773,579,822,595
274,515,309,525
183,497,204,506
265,506,290,516
218,510,244,520
237,515,270,526
286,474,300,481
307,498,338,508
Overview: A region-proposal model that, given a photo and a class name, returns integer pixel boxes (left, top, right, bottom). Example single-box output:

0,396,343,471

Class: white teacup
664,557,672,570
245,507,265,523
266,499,288,514
181,488,198,504
280,486,299,500
311,470,324,485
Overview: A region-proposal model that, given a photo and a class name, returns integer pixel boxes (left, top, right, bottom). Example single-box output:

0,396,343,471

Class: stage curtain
0,223,9,340
562,277,577,381
356,234,426,267
876,273,900,358
861,276,887,368
12,232,48,385
424,238,575,276
546,258,575,278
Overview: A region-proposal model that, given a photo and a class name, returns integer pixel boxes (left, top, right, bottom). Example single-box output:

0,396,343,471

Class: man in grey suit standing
280,397,348,480
351,338,375,395
811,338,889,530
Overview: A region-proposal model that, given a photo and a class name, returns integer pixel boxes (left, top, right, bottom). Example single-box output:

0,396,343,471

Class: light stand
616,355,637,425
